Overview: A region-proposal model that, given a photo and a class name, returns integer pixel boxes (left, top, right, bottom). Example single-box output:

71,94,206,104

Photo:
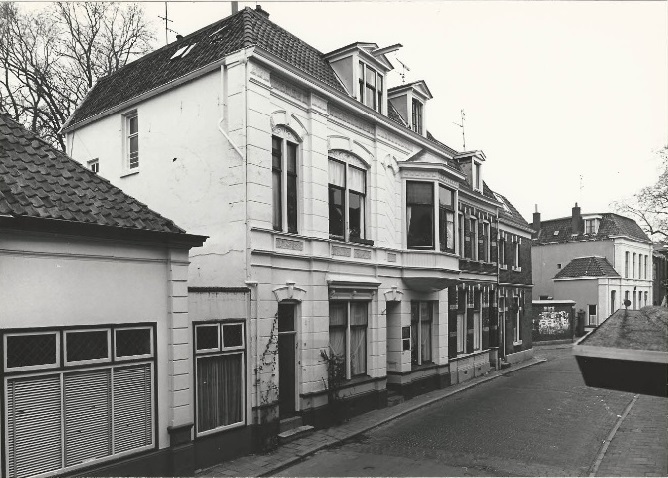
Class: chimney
231,1,238,14
255,5,269,17
532,204,541,237
572,202,582,235
176,34,183,41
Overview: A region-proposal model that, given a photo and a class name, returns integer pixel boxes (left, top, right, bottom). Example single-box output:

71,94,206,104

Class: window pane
349,192,363,238
365,85,376,109
439,186,453,208
366,66,376,87
329,302,347,326
6,334,58,368
272,136,281,167
286,142,297,173
66,330,109,362
129,115,138,135
407,204,433,248
196,325,219,351
278,304,295,332
129,136,138,155
197,354,243,432
421,319,431,362
407,182,433,205
223,324,243,348
328,159,345,188
329,186,345,236
350,302,368,326
350,326,366,375
272,170,282,230
348,166,365,193
116,328,151,357
287,173,297,233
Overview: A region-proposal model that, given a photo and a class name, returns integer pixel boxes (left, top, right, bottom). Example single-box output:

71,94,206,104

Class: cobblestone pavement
197,346,666,477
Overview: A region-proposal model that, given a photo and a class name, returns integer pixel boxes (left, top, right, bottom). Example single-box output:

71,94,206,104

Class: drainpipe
496,217,503,368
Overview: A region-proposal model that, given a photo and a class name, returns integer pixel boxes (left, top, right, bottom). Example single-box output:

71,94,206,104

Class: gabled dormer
454,150,486,193
387,81,433,136
324,42,399,114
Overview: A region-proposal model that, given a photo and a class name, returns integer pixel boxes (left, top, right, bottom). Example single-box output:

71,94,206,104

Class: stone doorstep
277,424,315,445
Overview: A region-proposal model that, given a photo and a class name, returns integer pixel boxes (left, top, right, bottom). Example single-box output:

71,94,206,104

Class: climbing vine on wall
253,313,279,406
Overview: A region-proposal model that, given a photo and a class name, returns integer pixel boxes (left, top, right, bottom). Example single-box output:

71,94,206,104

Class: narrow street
276,347,664,477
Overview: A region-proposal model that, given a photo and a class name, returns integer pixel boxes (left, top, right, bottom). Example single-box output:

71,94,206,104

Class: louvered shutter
448,287,458,359
113,364,153,453
6,375,62,478
64,370,112,466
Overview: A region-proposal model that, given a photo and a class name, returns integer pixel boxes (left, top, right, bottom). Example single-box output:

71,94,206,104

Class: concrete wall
553,278,599,320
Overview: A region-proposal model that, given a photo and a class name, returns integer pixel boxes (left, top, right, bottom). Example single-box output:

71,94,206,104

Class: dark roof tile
0,113,187,235
535,213,650,245
554,256,620,279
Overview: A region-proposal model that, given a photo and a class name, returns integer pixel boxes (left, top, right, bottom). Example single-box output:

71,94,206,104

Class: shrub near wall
531,302,575,342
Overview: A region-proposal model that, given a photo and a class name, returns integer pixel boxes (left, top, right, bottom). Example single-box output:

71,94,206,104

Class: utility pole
452,109,466,151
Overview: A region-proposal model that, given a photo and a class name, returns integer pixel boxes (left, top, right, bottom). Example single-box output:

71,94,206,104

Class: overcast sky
25,1,668,221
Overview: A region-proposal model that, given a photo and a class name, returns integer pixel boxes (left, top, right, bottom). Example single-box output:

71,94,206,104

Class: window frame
88,158,99,173
3,331,61,373
272,134,300,234
406,181,435,250
193,321,246,437
625,251,630,278
328,300,369,379
64,328,112,366
124,111,139,171
411,98,423,134
513,295,522,345
114,326,154,361
588,304,598,326
438,185,456,254
328,158,368,242
358,60,383,113
410,301,434,366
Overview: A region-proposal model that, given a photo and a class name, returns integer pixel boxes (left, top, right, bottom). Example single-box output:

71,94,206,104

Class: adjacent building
653,242,668,306
0,113,206,477
532,203,653,327
60,6,533,472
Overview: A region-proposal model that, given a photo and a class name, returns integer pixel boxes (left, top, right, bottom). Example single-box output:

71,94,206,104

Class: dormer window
411,99,423,134
358,61,383,113
584,218,599,234
475,162,481,190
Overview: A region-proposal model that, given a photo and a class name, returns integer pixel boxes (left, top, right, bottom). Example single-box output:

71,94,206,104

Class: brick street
273,346,667,477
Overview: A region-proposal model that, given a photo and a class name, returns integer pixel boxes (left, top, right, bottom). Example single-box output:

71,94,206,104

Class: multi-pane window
411,98,423,134
588,304,598,326
469,218,478,260
625,251,630,278
407,181,434,248
358,61,383,113
126,112,139,169
272,135,298,233
89,158,99,173
458,213,465,258
410,301,433,366
474,162,481,190
329,301,368,378
194,322,245,435
498,233,506,266
513,296,521,343
439,186,455,253
482,222,490,262
585,219,598,234
3,326,154,478
633,253,636,278
328,159,367,240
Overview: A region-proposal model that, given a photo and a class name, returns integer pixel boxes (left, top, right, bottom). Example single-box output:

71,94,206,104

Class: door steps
279,415,303,433
277,424,315,445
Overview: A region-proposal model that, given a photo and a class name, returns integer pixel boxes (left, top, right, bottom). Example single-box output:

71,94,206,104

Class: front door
278,303,296,418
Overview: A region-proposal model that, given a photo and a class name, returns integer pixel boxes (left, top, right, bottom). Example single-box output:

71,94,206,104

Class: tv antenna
158,2,179,45
396,58,410,84
452,109,466,151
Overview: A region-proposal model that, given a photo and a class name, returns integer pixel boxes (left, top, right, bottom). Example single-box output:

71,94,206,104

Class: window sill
499,265,508,270
120,169,140,178
512,267,522,272
513,340,523,346
350,236,375,246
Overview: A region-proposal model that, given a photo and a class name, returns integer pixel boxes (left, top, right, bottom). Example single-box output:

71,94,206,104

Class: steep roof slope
0,113,191,236
535,213,651,245
485,187,531,230
64,6,344,130
554,256,620,279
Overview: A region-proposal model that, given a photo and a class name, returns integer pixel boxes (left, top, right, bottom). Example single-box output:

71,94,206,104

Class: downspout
496,216,503,367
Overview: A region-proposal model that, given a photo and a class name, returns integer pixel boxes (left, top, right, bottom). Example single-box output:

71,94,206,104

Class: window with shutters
2,325,155,478
194,321,245,436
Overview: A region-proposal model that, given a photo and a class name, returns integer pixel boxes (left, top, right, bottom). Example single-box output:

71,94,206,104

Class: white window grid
3,331,60,373
64,328,112,367
114,326,154,361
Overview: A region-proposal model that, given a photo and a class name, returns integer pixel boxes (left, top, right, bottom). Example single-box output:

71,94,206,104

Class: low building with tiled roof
532,203,653,329
0,113,207,477
61,5,535,473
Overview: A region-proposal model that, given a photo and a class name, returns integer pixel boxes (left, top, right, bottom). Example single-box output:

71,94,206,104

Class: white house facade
63,6,534,473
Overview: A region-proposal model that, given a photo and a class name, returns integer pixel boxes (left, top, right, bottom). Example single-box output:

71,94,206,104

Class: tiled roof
64,7,345,129
491,190,531,230
579,307,668,352
534,213,651,245
554,256,620,279
0,113,188,235
388,102,408,127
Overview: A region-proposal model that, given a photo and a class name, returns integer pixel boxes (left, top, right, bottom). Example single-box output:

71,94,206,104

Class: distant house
0,113,206,477
532,203,652,327
653,243,668,305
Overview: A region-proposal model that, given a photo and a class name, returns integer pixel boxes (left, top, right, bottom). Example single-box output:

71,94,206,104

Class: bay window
3,326,154,478
439,186,455,253
272,135,298,233
329,301,368,378
195,322,245,435
328,159,367,241
411,301,433,366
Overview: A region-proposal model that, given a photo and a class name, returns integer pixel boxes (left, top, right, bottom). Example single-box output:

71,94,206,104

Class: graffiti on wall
532,307,572,341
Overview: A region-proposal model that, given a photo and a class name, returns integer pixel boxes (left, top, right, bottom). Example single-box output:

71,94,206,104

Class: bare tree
0,2,155,150
613,146,668,241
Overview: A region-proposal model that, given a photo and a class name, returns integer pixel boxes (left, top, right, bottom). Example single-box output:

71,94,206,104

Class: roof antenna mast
158,2,178,45
452,109,466,151
396,58,410,84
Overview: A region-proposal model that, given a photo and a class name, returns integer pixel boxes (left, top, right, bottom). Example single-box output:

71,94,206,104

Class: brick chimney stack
532,204,541,238
572,202,582,235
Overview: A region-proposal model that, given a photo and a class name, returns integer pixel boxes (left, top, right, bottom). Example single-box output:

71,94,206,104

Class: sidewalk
593,393,668,477
196,357,547,477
